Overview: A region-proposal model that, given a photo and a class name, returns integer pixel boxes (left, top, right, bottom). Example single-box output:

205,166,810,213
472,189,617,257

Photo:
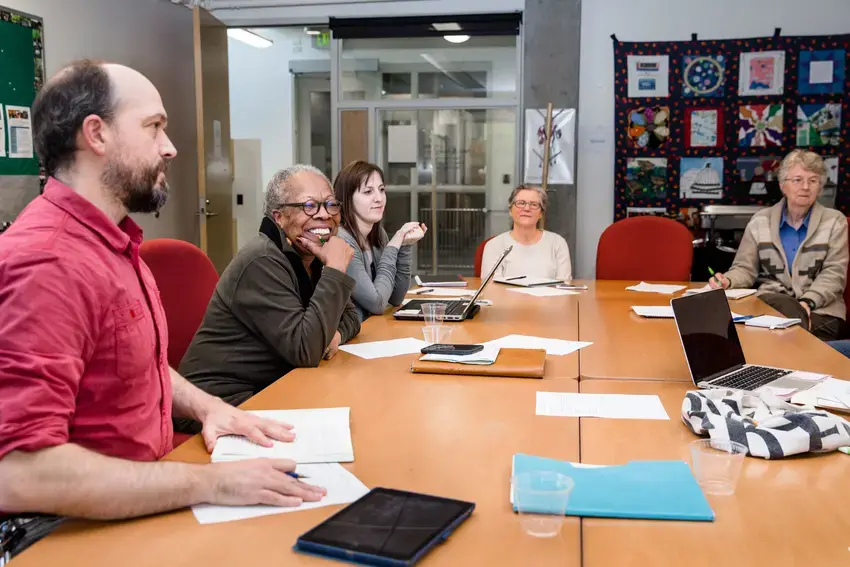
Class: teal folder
511,453,714,522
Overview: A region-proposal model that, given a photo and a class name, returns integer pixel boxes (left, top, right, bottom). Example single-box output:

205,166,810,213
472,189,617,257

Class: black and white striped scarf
681,389,850,459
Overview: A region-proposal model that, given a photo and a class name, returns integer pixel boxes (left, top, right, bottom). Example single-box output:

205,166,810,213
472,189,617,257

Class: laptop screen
671,289,746,383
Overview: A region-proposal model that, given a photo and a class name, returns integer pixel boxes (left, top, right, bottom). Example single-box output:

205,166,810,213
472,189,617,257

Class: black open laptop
394,246,512,322
670,288,820,392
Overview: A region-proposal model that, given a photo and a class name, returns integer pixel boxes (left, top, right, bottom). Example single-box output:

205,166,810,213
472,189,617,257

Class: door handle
196,198,219,218
205,211,220,218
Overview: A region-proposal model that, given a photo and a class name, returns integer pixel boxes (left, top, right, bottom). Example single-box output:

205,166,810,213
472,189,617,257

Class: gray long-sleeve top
338,226,412,321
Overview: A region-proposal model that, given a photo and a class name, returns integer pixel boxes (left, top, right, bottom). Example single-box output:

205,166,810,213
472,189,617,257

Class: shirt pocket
113,299,156,381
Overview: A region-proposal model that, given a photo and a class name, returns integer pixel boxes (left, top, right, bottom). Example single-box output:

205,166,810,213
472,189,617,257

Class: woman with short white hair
711,149,848,340
480,185,572,280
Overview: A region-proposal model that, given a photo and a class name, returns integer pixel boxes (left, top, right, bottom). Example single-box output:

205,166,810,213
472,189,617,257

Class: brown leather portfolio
410,348,546,378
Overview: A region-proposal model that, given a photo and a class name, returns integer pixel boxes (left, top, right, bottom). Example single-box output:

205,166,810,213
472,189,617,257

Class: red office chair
474,237,494,277
140,239,219,449
596,216,694,281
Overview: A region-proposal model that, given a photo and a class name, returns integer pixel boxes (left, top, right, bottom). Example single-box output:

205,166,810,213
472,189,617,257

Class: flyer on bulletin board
5,105,33,159
0,104,5,158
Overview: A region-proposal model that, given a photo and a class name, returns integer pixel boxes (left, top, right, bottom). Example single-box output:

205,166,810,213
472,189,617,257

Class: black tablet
294,488,475,566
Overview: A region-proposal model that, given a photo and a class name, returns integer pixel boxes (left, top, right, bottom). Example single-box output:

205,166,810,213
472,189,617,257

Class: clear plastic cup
421,303,447,325
423,325,452,344
511,471,574,538
690,439,747,495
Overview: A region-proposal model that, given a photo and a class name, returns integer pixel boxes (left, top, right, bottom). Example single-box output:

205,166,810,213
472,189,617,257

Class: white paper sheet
536,392,670,420
407,287,478,297
5,105,33,159
745,315,801,329
506,287,579,297
0,105,5,157
339,337,429,359
626,282,687,294
683,285,757,300
791,377,850,410
483,334,591,356
191,463,369,524
211,408,353,464
387,124,418,163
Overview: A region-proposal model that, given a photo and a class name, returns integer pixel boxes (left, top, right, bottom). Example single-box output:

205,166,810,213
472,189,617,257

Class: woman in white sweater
481,185,572,280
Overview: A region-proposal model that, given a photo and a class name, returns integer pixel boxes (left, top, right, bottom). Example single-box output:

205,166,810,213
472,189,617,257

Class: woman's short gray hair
263,164,330,216
508,185,548,212
778,149,826,185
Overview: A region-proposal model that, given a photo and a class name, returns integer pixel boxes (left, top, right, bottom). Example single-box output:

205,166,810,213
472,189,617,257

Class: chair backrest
139,238,220,368
596,216,694,281
474,237,494,277
845,217,850,322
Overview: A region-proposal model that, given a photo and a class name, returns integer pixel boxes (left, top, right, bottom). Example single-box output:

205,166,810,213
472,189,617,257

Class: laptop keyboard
711,366,792,391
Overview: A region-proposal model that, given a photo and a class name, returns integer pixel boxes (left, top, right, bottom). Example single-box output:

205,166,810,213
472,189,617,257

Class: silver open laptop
670,288,820,392
394,246,512,322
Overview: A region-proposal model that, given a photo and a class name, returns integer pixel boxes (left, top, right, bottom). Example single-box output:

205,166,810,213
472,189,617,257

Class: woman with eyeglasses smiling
334,161,427,321
480,185,572,280
710,150,848,341
176,165,362,434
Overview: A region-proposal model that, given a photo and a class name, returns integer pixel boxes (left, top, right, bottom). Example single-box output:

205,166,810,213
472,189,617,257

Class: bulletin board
0,6,45,176
612,32,850,224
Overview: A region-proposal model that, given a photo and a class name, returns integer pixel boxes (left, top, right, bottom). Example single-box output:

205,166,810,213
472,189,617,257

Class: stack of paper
414,275,466,287
339,337,429,359
192,463,370,524
420,344,500,365
744,315,800,329
506,287,579,297
483,334,592,356
408,288,478,297
535,391,670,420
631,305,745,320
211,407,354,463
791,377,850,410
683,285,757,300
626,282,687,294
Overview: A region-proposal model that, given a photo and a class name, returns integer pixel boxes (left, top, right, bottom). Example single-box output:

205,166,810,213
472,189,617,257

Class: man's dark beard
101,157,168,214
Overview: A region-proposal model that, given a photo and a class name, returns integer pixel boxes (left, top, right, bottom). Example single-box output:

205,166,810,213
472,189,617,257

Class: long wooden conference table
14,280,850,566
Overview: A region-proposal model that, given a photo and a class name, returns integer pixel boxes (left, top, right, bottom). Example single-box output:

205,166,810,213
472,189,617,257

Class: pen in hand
286,471,310,480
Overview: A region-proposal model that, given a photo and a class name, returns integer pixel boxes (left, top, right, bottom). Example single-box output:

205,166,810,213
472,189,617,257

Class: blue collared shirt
779,206,812,273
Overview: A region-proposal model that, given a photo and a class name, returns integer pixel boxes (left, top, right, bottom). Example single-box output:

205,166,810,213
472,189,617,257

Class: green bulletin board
0,6,45,176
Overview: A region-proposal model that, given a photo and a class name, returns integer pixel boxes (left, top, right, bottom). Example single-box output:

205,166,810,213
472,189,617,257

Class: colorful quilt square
627,106,670,149
738,51,785,95
681,157,724,199
682,55,726,97
796,103,842,147
821,157,839,207
627,55,670,97
626,158,668,199
798,49,846,94
735,156,781,197
685,107,724,148
739,104,784,147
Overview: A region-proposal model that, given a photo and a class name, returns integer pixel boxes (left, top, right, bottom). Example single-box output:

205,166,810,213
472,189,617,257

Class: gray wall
522,0,582,270
0,0,198,242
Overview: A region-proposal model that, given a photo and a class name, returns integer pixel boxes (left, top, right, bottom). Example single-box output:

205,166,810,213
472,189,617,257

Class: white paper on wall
524,108,576,185
387,124,418,163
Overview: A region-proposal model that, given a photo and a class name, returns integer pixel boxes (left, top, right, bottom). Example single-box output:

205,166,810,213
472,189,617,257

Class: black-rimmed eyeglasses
277,199,342,217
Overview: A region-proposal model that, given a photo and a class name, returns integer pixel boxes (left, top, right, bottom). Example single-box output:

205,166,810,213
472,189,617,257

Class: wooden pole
430,132,438,275
539,103,554,230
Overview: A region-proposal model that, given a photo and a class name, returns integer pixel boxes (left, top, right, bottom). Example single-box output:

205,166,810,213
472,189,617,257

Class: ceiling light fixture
304,27,320,36
227,28,272,49
443,34,470,44
432,22,462,32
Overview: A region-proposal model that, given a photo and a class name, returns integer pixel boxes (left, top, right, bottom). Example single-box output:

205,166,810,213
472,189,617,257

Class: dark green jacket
179,217,360,413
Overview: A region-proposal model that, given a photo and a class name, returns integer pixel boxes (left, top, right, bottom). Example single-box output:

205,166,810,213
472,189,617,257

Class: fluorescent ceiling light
227,28,272,49
443,34,470,44
304,27,320,36
432,22,462,32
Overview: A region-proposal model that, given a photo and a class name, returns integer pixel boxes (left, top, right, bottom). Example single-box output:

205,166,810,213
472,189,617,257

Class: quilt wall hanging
613,32,850,223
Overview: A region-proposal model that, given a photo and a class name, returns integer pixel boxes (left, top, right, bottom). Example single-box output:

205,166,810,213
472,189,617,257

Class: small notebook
414,274,467,287
211,407,353,464
495,276,564,287
420,344,501,365
744,315,801,329
411,348,546,378
510,454,714,521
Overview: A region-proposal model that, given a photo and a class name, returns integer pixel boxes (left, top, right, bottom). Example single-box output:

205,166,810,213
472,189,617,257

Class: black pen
505,276,526,281
412,288,434,295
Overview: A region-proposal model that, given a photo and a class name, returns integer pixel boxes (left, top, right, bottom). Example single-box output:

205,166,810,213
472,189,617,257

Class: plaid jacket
725,199,848,319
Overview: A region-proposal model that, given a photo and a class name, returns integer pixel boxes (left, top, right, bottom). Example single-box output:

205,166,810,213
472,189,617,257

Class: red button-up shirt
0,178,173,461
